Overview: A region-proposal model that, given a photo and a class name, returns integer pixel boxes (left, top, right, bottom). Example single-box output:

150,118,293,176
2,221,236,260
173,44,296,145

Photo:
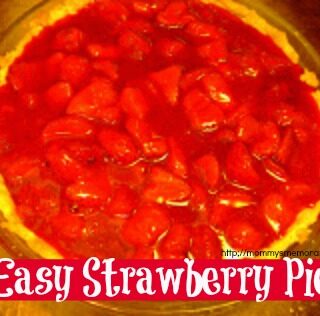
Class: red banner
0,258,319,302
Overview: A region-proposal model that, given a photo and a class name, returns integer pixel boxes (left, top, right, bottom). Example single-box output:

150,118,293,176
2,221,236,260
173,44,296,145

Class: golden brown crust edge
0,0,319,259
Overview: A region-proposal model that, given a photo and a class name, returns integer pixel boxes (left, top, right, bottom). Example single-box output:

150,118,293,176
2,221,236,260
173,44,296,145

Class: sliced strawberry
214,128,237,144
167,138,188,178
66,177,111,207
121,204,170,246
226,142,260,188
186,21,220,42
60,55,91,87
158,224,191,258
67,79,118,121
96,0,129,26
262,193,294,233
118,30,151,61
99,129,139,165
197,39,227,64
236,116,260,143
87,43,121,60
42,116,95,144
189,181,209,214
44,82,73,112
216,189,255,208
157,1,193,29
180,68,208,91
263,159,288,183
252,121,280,159
4,157,41,184
120,87,149,119
93,60,119,81
132,0,167,17
150,65,183,106
45,143,88,183
8,62,45,92
190,225,221,259
224,220,265,251
53,27,85,53
183,89,224,133
143,167,191,205
275,128,295,164
156,38,186,59
194,154,219,191
124,18,154,34
202,73,234,110
126,118,168,159
51,214,84,239
20,93,42,110
45,52,65,82
108,186,137,217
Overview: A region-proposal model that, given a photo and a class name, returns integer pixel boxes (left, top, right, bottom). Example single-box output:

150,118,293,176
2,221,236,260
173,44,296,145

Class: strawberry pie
0,0,320,259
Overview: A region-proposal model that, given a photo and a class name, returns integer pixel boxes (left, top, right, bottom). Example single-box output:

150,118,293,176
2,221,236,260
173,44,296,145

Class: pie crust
0,0,319,259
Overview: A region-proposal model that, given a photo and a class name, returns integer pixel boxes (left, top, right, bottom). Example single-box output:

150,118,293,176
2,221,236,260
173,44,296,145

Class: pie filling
0,0,320,259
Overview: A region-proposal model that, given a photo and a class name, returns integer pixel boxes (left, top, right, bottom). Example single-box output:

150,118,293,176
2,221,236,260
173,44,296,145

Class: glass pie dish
0,0,320,315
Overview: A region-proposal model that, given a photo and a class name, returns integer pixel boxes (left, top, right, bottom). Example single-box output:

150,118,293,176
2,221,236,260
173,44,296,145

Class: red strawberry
132,0,167,17
20,93,42,110
53,27,85,53
190,225,222,259
276,128,294,164
180,68,208,91
42,116,95,144
99,129,139,165
96,0,129,26
45,143,88,183
108,186,137,217
157,1,193,29
156,38,186,59
143,167,191,205
87,43,121,60
45,52,65,83
4,157,41,184
126,118,168,159
93,61,119,81
120,87,149,119
60,55,91,87
67,79,118,121
226,142,260,188
167,138,188,178
197,39,228,64
252,121,280,159
236,116,260,143
66,177,111,207
214,128,237,144
150,65,182,106
51,214,84,239
9,62,44,92
262,193,294,233
189,181,209,215
216,189,255,208
224,220,265,251
183,89,224,133
263,159,288,183
122,204,170,246
202,73,234,110
158,224,191,258
186,21,220,42
118,30,151,61
124,18,154,34
44,82,73,112
194,154,220,191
